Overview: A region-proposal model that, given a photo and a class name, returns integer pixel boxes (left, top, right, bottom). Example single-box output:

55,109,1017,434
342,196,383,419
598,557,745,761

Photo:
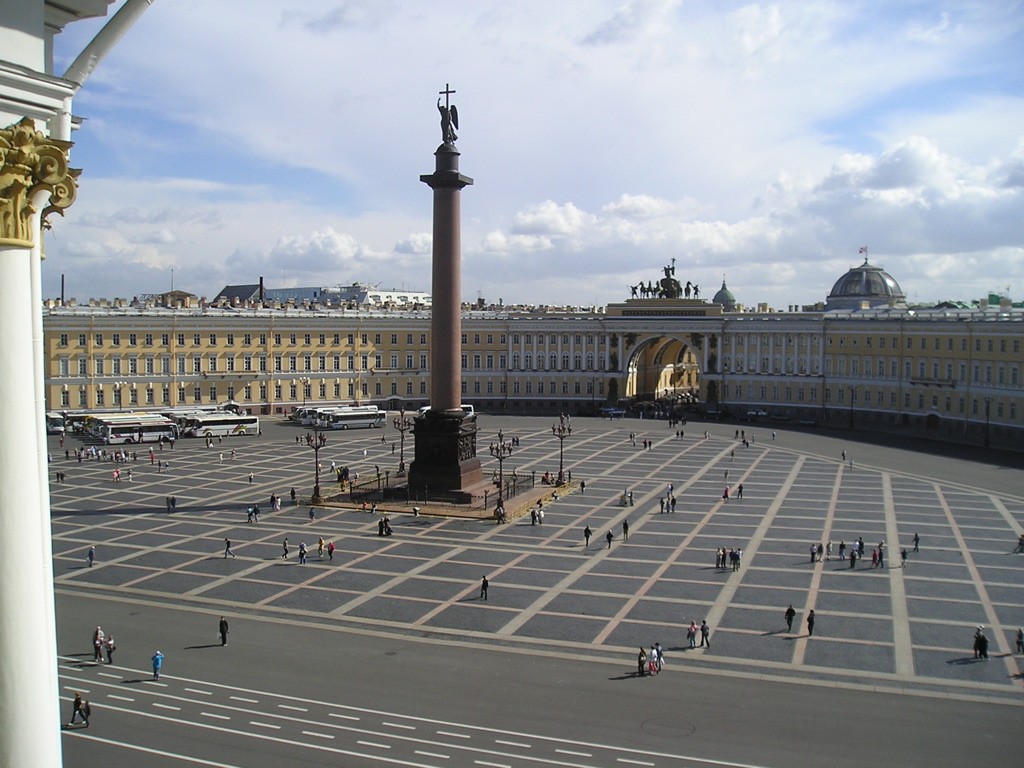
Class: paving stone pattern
49,418,1024,700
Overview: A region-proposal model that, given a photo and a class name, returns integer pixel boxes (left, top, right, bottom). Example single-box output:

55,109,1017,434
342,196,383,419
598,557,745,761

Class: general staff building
42,261,1023,443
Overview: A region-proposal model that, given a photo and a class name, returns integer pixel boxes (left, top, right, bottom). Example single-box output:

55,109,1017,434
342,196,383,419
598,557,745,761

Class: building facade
42,291,1024,444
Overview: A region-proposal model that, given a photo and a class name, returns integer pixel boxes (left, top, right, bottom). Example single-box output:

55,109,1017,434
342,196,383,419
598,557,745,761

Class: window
128,334,137,346
244,334,252,345
94,333,103,346
94,359,104,376
59,333,69,347
290,334,296,345
304,334,311,345
78,334,86,347
177,334,185,346
226,334,234,346
259,334,267,345
193,334,201,346
208,354,218,372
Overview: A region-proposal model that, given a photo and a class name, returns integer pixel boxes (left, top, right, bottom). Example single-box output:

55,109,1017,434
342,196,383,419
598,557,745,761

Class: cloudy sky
46,0,1024,309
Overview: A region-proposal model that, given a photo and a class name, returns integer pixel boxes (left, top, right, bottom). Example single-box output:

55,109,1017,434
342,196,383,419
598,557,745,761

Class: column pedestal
407,410,482,498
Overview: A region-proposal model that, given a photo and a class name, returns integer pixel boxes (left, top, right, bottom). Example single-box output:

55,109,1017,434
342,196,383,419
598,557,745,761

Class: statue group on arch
629,260,699,300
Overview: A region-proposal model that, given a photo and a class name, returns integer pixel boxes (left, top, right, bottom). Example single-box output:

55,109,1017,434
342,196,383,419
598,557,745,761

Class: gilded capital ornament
0,118,79,248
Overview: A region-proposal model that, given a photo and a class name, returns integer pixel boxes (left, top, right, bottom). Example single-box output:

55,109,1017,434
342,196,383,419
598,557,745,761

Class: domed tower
712,276,736,312
825,257,906,311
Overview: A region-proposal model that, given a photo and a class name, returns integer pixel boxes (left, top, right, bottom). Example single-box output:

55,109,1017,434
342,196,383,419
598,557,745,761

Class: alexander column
408,85,483,496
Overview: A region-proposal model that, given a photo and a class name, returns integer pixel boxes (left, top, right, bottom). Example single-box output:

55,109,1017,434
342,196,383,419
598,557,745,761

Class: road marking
97,672,120,679
617,759,655,767
106,694,134,702
302,730,335,740
201,712,231,720
382,721,416,730
416,750,450,759
186,687,213,696
251,721,281,730
152,703,180,711
438,730,471,739
329,712,360,721
357,740,391,749
557,748,592,757
494,740,531,748
475,761,511,768
61,732,246,768
229,696,258,704
278,704,308,712
63,685,88,693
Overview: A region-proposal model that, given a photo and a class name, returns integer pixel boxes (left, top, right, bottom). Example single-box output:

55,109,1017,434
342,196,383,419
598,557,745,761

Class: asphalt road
58,591,1021,768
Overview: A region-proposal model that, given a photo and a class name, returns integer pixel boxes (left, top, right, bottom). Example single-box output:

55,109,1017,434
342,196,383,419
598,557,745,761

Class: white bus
93,415,178,444
45,411,66,435
322,406,385,430
179,412,259,438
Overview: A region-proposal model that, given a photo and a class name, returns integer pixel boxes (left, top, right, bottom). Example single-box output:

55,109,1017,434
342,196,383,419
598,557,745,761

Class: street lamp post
114,380,127,411
393,409,414,475
848,385,855,429
299,377,326,502
984,396,991,448
552,415,572,485
488,429,514,500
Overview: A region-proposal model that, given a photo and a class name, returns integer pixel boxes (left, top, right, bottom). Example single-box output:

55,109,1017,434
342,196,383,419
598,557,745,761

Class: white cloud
41,1,1024,308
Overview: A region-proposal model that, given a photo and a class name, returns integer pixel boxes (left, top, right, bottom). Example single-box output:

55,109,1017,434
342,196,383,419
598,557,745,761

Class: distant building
212,282,430,307
43,262,1023,443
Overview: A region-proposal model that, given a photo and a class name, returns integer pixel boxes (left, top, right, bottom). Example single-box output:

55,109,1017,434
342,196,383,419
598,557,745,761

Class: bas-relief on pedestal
0,118,79,248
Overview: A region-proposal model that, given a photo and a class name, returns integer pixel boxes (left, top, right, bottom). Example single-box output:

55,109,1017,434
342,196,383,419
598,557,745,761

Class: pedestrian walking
687,621,697,648
723,486,730,501
248,472,254,484
86,545,95,567
219,616,229,646
69,692,85,726
583,525,592,548
298,542,307,564
327,540,335,560
637,646,647,677
606,530,613,549
785,604,796,632
654,642,664,672
104,634,116,664
281,538,289,558
699,620,710,648
223,538,235,558
480,575,489,600
806,609,816,637
622,519,629,541
308,507,316,522
973,626,989,659
900,548,908,568
151,650,164,680
736,484,743,499
648,645,658,675
317,537,325,559
1016,627,1023,654
580,479,586,493
290,487,297,505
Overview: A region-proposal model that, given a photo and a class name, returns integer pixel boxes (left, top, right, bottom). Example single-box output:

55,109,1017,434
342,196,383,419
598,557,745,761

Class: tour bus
321,406,385,430
45,411,66,435
178,412,259,438
92,414,178,444
84,412,168,440
416,404,476,418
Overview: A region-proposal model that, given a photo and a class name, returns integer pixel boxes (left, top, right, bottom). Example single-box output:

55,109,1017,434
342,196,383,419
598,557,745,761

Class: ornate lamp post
299,376,326,502
113,380,127,411
393,409,414,475
488,429,514,499
552,415,572,485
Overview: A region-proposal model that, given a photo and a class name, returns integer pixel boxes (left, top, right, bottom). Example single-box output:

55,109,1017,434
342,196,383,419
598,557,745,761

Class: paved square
50,415,1024,702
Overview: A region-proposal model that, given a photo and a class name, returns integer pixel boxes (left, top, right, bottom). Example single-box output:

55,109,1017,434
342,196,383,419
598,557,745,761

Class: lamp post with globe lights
552,415,572,485
299,376,327,502
393,409,414,475
488,430,514,501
